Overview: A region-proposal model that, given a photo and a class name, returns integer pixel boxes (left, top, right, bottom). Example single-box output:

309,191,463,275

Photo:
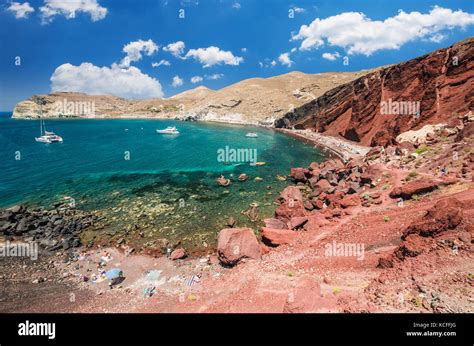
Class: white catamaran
35,120,63,143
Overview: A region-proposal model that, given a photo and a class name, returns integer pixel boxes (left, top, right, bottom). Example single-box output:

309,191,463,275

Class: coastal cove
0,115,326,251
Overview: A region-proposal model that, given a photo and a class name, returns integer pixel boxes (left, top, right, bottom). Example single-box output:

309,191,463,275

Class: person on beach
101,251,112,263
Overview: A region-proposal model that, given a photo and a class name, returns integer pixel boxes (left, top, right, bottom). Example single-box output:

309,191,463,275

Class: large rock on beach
263,218,288,230
261,227,297,246
279,186,303,202
313,179,331,195
217,228,261,266
290,216,308,229
274,201,306,221
289,168,308,183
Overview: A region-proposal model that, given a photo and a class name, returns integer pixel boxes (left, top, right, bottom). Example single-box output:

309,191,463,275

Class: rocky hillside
275,37,474,146
171,70,378,125
12,70,377,125
12,93,184,120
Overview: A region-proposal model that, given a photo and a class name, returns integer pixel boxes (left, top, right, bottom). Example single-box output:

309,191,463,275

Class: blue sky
0,0,473,111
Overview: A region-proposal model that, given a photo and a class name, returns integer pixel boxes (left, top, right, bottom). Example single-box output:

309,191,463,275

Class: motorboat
245,132,258,138
156,126,179,134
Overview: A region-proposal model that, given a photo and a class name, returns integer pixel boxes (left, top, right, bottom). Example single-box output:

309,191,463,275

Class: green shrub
415,146,430,155
405,171,418,181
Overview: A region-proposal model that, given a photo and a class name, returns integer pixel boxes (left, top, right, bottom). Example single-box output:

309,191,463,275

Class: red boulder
217,228,261,266
170,248,186,260
261,227,297,246
263,218,288,230
313,179,331,195
279,186,303,203
402,198,463,239
389,180,440,199
290,216,308,230
290,168,308,182
340,194,361,208
275,201,306,221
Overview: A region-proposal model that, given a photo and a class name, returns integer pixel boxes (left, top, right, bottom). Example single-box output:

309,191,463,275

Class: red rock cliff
275,37,474,147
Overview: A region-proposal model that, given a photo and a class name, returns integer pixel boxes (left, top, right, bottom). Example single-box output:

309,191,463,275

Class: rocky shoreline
1,109,473,312
0,200,97,253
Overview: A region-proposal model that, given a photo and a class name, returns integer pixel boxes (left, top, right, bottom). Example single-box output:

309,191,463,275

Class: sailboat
35,119,63,143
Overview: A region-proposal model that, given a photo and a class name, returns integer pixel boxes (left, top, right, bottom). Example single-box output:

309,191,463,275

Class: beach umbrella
105,268,123,280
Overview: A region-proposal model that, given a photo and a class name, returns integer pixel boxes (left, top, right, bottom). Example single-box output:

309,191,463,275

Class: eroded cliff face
276,37,474,147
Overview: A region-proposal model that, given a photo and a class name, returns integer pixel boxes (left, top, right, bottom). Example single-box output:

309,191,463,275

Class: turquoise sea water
0,114,325,249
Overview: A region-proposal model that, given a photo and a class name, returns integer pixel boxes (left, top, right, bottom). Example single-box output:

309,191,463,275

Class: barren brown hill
12,92,183,119
275,37,474,146
169,85,214,102
172,70,380,125
12,70,378,125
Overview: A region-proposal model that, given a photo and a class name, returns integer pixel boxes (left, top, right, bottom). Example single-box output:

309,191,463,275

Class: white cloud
50,62,163,99
278,52,294,67
205,73,223,80
293,7,305,14
120,39,158,67
290,47,297,53
232,2,241,10
185,46,243,67
428,33,446,43
40,0,107,24
190,76,203,83
292,6,474,56
258,59,277,68
7,2,34,19
322,52,340,61
163,41,186,58
241,47,247,52
152,59,171,67
172,75,183,87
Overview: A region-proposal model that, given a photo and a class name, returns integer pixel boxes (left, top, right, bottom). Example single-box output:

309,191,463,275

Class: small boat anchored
35,120,63,143
156,126,180,135
245,132,258,138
